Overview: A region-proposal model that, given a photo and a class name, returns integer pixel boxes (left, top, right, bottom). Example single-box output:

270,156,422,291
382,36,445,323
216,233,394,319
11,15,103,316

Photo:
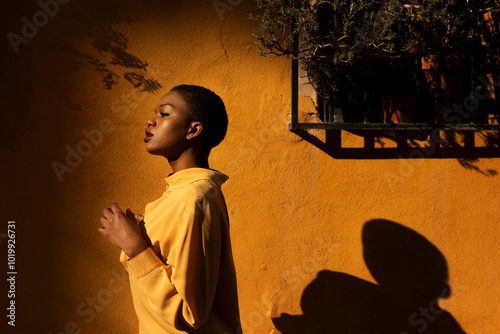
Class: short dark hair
171,84,228,151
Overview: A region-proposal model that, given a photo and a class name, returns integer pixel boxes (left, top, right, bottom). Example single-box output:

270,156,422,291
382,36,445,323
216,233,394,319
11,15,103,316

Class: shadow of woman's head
272,219,466,334
362,219,450,303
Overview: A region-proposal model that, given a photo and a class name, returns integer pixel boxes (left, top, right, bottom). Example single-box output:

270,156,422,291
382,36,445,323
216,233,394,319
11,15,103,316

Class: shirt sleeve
126,195,222,331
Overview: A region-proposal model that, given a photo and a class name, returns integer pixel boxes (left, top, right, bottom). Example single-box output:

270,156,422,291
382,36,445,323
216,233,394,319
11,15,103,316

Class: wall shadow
68,14,163,92
293,129,499,176
272,219,467,334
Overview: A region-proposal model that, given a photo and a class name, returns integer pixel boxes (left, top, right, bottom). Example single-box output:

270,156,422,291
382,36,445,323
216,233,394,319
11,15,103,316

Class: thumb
126,208,144,222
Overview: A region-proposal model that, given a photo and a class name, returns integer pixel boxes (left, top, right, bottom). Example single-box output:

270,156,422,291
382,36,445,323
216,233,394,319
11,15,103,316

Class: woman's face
144,90,192,159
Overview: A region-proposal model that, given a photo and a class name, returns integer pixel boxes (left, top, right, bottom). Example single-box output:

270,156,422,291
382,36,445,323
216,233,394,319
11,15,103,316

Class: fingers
102,207,113,221
97,226,106,235
100,204,119,235
99,216,110,227
99,204,143,240
110,202,123,214
103,202,125,220
97,223,108,238
98,217,110,237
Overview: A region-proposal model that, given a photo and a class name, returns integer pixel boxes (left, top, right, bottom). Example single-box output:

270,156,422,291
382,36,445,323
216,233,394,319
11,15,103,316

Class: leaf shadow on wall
272,219,467,334
67,14,163,92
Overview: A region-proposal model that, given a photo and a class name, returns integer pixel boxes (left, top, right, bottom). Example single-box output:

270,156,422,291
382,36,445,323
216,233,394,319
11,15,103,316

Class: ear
186,121,203,140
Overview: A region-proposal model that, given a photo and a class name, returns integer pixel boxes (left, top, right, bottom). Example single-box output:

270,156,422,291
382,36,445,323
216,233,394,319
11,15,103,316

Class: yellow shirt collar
164,167,229,192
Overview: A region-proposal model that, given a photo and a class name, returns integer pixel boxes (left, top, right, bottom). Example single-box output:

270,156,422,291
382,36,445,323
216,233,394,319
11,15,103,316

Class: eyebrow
154,103,175,113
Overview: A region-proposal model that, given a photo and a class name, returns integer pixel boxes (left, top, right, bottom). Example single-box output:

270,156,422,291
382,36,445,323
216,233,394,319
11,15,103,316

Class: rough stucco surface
1,1,499,333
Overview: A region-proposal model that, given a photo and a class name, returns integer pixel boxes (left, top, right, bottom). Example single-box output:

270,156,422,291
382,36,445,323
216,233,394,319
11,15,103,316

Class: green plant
251,0,500,116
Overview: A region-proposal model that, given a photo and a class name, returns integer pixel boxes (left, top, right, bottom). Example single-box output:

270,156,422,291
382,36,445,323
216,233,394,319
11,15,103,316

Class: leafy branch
251,0,500,105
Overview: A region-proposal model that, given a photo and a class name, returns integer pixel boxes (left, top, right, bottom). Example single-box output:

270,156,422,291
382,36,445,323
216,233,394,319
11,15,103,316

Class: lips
144,129,153,143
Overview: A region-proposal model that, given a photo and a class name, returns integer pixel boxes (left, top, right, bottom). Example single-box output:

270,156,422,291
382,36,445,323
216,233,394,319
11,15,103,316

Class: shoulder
167,182,226,232
191,178,224,200
169,179,225,211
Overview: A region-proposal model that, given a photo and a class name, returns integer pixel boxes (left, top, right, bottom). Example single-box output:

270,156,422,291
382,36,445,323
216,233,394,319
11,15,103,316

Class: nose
147,116,156,128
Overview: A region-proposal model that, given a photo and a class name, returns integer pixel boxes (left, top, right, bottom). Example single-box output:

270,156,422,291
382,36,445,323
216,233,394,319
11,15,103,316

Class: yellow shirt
120,168,241,334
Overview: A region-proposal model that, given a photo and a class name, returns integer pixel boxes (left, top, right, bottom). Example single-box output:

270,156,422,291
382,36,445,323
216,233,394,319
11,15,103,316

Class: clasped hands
98,203,151,259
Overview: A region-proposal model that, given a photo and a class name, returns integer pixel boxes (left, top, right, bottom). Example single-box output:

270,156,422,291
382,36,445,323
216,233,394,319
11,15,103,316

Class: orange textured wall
1,1,499,333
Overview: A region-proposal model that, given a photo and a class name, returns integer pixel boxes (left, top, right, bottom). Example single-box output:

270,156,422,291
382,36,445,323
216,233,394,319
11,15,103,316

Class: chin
146,149,162,156
145,147,171,159
145,145,160,155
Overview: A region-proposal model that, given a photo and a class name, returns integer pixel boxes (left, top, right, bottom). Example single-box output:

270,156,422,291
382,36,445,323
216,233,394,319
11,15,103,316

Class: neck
168,147,209,173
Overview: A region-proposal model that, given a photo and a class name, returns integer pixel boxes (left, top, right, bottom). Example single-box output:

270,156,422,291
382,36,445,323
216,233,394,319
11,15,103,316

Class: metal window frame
289,54,500,131
288,10,500,132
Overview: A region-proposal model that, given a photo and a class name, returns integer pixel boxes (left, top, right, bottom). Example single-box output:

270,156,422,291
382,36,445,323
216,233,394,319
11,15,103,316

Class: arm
126,196,222,331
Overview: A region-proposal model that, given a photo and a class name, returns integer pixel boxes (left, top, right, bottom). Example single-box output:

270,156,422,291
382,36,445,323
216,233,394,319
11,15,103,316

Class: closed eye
160,113,169,117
